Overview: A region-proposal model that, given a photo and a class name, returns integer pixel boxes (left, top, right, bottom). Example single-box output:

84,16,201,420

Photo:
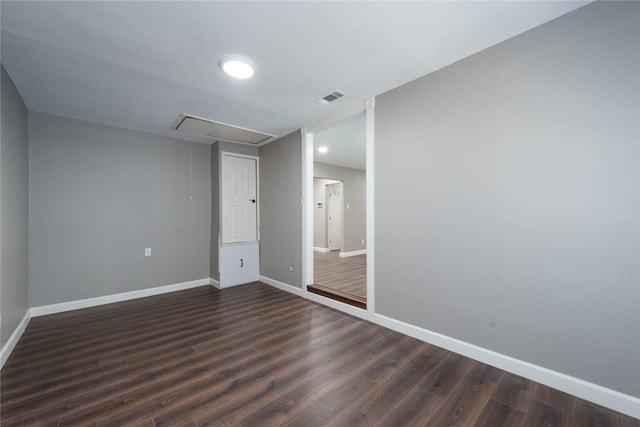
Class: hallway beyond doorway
313,250,366,298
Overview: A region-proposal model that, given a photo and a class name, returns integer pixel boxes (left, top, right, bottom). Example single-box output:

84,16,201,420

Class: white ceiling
1,1,590,151
314,113,366,171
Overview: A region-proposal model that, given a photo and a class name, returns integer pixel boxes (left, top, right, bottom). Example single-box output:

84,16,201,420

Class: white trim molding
372,313,640,419
302,128,314,287
259,275,305,297
313,247,330,253
30,278,210,317
212,281,248,289
209,278,221,289
365,96,375,316
0,311,31,369
339,249,366,258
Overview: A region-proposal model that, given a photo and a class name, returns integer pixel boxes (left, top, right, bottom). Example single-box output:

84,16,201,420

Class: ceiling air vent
318,90,347,104
174,115,274,145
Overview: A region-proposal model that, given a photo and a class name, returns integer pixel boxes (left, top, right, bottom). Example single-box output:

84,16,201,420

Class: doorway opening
310,177,366,308
303,98,374,312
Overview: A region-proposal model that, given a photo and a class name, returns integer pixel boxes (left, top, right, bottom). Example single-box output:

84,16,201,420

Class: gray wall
375,1,639,397
314,162,366,253
259,131,302,287
313,178,339,248
1,66,29,347
209,141,259,281
28,112,211,306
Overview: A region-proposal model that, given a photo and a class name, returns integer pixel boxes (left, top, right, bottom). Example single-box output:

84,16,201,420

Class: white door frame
302,97,375,317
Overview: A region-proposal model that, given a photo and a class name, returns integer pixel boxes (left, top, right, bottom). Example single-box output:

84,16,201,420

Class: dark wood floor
1,283,637,426
314,250,366,298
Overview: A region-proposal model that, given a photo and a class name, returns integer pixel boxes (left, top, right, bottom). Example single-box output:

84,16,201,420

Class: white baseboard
259,275,305,297
340,249,367,257
313,247,330,253
30,278,210,317
0,311,31,369
213,279,253,289
8,274,638,418
372,313,640,419
255,276,640,418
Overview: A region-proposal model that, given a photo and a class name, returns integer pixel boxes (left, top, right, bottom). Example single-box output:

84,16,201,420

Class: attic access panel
175,115,273,144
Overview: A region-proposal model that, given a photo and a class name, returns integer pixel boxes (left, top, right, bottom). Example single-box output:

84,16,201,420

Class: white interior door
327,182,343,251
222,153,257,244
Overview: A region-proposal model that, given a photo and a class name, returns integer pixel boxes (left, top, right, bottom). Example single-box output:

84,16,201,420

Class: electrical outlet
361,239,365,245
289,265,293,272
145,248,151,257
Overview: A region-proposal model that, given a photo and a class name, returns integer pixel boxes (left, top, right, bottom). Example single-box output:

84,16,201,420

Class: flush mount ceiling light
220,55,255,79
318,146,328,153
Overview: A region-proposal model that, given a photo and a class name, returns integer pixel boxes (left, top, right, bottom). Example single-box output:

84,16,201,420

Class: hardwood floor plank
2,358,128,405
325,411,376,427
522,400,574,427
265,330,414,426
152,316,370,425
474,398,526,427
492,372,537,412
314,251,366,298
236,371,375,426
361,334,444,384
2,282,636,427
60,349,247,426
359,344,451,423
0,411,62,427
374,384,442,427
108,419,154,427
190,303,318,354
424,373,498,426
573,399,623,427
95,343,282,425
194,318,394,426
468,361,505,384
419,352,475,399
533,384,576,414
622,415,640,427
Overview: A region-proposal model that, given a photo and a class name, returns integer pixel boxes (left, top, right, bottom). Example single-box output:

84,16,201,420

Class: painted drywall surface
28,113,211,306
259,131,302,287
0,66,29,347
314,162,366,253
313,178,340,249
210,143,220,281
374,1,639,397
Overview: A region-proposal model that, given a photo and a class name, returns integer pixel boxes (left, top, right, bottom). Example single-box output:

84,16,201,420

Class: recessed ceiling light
220,55,255,79
318,146,328,153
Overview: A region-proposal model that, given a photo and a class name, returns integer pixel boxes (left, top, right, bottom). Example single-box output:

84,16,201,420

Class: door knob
250,199,256,203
